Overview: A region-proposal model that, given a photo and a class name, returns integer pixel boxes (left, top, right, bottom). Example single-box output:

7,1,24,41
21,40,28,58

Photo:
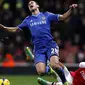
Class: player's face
28,1,39,12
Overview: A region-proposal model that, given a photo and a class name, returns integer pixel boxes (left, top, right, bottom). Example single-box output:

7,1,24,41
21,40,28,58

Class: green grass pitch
0,75,57,85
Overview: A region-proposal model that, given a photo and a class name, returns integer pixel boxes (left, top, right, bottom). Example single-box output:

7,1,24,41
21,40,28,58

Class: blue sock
45,65,50,73
55,68,67,84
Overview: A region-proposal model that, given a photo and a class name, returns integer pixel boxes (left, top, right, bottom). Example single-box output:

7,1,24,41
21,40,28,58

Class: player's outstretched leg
37,77,52,85
50,56,69,85
47,65,71,85
37,77,63,85
48,65,62,82
46,65,58,79
25,48,58,78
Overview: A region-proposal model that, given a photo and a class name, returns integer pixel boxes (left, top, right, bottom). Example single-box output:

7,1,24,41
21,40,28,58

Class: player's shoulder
42,11,52,14
41,11,52,15
42,11,56,17
24,15,32,20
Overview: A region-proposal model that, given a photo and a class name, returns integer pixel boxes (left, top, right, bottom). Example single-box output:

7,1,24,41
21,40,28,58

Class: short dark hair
28,0,39,5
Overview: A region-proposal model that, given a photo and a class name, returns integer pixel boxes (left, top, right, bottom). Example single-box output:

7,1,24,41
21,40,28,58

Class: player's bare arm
59,4,78,21
0,24,18,32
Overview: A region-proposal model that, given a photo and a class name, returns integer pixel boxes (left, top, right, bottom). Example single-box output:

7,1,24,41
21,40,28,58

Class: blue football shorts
34,41,59,65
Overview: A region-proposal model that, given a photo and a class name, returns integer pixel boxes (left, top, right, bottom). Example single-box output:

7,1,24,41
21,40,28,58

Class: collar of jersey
32,12,41,17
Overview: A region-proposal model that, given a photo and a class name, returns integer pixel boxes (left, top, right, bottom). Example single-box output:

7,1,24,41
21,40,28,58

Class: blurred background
0,0,85,78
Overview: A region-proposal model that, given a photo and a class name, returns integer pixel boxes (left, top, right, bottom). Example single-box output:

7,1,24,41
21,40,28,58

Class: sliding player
38,62,85,85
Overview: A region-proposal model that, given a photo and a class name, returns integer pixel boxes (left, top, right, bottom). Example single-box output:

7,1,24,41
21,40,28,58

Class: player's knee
37,69,45,76
50,61,60,69
52,63,60,69
35,62,46,75
50,56,60,68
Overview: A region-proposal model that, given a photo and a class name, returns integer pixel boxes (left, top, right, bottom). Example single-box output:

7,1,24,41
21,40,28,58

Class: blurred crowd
0,0,85,64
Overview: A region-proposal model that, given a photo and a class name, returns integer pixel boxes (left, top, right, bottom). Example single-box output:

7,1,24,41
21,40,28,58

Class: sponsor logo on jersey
30,16,46,27
30,20,46,27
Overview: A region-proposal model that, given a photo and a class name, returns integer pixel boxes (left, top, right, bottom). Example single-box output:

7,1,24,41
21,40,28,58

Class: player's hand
69,4,78,9
0,24,4,29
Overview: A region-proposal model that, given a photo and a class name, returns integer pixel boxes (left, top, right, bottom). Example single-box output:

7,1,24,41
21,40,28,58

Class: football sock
55,68,67,84
45,65,50,73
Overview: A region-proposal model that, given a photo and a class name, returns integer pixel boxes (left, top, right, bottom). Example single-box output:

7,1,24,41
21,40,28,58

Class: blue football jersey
18,12,60,47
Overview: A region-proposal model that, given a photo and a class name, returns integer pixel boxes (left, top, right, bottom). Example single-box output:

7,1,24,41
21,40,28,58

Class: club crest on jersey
30,20,33,22
42,16,46,20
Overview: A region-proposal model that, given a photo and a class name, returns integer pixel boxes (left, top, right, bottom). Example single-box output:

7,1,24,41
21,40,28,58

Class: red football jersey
70,68,85,85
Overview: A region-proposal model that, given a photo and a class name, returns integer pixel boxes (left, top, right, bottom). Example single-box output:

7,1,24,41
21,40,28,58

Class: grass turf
0,75,57,85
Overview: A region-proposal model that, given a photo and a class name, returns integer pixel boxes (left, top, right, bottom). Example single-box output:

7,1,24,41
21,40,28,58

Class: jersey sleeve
47,12,60,22
79,62,85,68
17,18,28,31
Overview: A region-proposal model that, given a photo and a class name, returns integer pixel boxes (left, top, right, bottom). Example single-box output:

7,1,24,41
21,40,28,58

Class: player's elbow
59,15,66,21
12,30,17,32
8,29,17,32
11,27,19,32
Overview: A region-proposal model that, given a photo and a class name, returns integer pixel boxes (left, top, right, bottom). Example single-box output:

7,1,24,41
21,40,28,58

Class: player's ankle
52,82,57,85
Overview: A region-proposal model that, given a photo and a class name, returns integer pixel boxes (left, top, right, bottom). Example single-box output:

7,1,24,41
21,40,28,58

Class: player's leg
47,42,68,85
63,65,73,84
25,47,56,76
38,77,52,85
37,64,73,85
37,67,63,85
25,46,69,84
36,62,46,75
50,56,68,85
37,77,63,85
48,65,62,82
58,62,73,84
34,52,51,76
41,63,72,84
